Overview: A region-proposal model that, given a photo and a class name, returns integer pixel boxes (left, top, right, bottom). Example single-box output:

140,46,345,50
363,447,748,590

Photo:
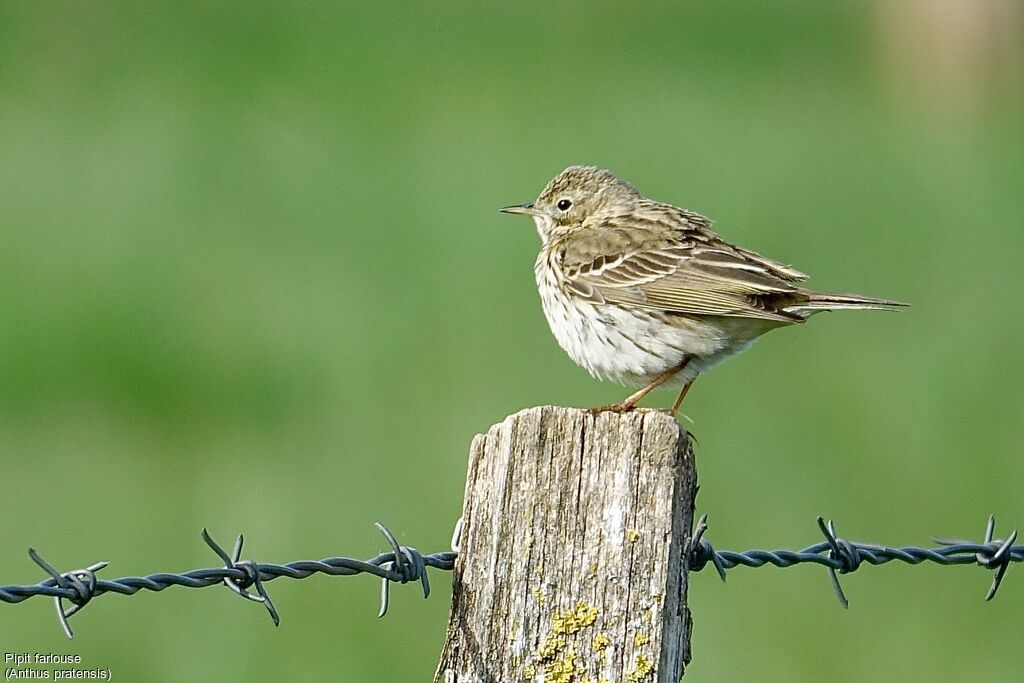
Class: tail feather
785,290,908,315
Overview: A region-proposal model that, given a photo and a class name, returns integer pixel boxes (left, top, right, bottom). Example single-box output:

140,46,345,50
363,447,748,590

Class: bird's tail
785,290,908,316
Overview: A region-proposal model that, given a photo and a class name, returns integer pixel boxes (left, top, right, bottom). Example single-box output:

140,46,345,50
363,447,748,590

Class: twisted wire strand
0,523,456,638
0,550,459,603
689,514,1020,607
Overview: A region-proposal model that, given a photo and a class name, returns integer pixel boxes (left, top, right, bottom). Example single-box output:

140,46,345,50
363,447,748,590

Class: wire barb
689,514,726,581
27,548,108,638
375,522,430,618
202,529,280,626
817,517,861,608
934,515,1017,601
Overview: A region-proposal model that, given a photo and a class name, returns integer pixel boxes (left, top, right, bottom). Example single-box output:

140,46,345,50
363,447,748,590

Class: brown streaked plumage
502,165,906,414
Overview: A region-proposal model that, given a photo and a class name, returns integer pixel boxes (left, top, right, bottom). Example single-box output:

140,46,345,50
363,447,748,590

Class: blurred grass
0,1,1022,681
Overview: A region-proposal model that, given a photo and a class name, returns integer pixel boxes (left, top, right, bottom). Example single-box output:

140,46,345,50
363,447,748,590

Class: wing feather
560,218,807,323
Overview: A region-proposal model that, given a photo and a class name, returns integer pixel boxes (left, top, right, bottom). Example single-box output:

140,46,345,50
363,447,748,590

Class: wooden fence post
436,406,696,682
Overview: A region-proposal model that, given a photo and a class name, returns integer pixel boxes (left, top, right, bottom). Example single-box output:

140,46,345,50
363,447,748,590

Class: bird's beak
500,203,542,217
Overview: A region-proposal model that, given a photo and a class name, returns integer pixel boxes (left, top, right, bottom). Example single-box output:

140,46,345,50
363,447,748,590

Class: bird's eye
556,198,573,211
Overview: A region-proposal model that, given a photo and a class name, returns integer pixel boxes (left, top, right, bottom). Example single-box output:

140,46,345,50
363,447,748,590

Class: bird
501,165,905,414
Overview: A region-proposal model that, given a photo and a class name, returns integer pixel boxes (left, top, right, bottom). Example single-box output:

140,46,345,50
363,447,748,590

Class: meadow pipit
502,165,905,414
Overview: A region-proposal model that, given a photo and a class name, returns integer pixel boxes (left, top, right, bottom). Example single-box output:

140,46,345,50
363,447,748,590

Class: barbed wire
0,523,456,638
689,514,1020,607
1,515,1018,638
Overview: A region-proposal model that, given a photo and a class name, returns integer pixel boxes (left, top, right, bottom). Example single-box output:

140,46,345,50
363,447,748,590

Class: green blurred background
1,1,1022,680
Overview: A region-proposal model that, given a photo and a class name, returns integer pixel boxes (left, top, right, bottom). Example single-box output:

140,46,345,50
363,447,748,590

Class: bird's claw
588,401,637,414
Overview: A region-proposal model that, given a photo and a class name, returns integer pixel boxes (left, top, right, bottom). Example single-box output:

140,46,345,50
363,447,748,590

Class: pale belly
535,266,754,387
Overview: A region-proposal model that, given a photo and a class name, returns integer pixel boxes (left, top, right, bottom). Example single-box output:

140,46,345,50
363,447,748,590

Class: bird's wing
561,210,809,323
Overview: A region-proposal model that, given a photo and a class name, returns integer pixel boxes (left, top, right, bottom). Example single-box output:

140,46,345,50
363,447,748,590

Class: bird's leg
591,358,691,414
669,378,696,416
589,370,675,413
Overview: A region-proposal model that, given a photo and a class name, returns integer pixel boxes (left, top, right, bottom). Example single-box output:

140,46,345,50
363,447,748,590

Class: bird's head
501,165,641,243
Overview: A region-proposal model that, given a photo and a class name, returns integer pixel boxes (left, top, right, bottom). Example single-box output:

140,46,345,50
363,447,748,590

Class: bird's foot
587,401,637,414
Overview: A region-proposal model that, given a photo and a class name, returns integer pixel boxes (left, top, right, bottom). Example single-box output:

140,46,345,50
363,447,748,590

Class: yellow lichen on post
536,633,566,661
526,602,603,682
626,654,654,682
552,601,599,635
547,647,578,683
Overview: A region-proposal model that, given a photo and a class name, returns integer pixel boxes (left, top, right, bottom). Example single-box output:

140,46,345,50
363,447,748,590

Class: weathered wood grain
436,406,696,683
